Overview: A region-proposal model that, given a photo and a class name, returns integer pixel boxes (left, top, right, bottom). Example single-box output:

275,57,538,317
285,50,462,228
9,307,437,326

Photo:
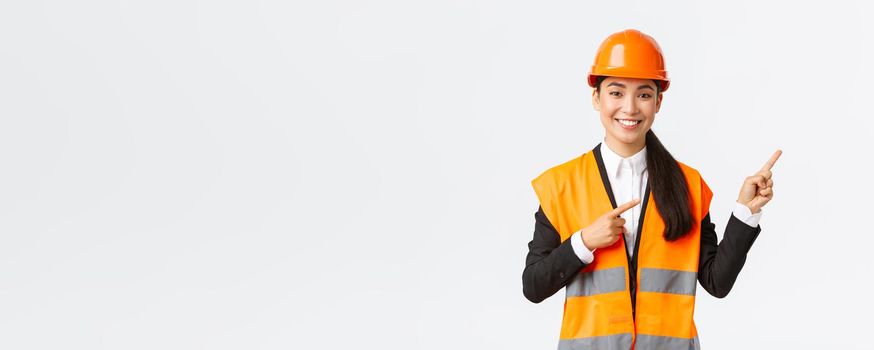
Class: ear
655,92,663,113
592,89,601,111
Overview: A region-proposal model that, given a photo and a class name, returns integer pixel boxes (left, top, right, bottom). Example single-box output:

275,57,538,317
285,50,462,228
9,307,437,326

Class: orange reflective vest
531,143,712,350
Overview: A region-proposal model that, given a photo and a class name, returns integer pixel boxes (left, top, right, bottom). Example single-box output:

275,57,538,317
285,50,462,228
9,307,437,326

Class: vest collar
600,137,647,179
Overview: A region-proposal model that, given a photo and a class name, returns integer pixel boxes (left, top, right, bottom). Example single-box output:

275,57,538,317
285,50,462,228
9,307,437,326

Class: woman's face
592,77,662,147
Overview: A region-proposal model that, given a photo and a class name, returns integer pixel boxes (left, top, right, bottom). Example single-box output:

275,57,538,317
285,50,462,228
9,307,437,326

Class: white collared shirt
569,138,763,263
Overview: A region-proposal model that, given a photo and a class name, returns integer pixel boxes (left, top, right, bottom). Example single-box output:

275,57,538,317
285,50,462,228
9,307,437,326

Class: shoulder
530,150,592,205
676,159,711,195
676,160,713,214
532,151,591,186
676,160,704,181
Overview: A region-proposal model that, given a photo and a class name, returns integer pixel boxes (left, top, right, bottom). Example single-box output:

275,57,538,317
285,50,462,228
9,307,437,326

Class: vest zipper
628,185,649,321
593,143,649,326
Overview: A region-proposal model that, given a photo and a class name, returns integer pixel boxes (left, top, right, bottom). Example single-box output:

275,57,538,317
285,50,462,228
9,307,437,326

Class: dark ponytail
595,76,694,241
643,130,693,241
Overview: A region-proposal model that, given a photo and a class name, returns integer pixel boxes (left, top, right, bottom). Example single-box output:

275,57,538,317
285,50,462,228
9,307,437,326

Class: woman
521,29,781,350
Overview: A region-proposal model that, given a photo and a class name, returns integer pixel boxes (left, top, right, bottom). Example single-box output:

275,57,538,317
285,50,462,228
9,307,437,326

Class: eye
609,91,622,97
639,93,652,99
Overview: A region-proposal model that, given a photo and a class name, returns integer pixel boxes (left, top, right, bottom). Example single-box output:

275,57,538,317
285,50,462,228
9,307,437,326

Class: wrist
737,200,761,214
580,230,591,250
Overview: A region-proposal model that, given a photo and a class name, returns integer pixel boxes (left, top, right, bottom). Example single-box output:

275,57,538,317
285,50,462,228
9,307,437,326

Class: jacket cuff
727,212,762,253
555,237,587,280
733,201,763,228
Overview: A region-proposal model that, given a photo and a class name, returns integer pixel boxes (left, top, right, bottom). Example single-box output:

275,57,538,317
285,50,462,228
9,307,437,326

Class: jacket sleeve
522,206,587,303
697,211,762,298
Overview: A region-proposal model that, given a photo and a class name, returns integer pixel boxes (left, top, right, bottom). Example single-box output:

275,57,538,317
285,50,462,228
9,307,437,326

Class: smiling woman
595,77,660,149
522,29,781,350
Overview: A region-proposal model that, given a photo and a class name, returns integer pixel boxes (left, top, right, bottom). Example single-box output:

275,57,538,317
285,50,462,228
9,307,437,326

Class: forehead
602,77,656,88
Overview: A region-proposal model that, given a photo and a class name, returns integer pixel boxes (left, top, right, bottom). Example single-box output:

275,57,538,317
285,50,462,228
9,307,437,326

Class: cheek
637,100,657,117
599,106,618,124
598,99,621,116
642,101,658,113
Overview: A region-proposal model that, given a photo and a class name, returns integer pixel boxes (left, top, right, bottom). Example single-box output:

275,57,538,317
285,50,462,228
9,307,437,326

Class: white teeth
617,119,640,126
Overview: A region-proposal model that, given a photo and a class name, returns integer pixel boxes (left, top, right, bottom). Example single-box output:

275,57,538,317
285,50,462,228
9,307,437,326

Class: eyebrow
606,82,656,91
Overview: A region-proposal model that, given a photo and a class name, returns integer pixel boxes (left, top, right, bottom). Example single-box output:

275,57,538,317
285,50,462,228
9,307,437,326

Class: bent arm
522,206,587,303
697,212,762,298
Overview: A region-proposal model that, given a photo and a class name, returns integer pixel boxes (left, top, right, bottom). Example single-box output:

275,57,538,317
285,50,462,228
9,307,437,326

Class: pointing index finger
610,198,641,217
761,149,783,171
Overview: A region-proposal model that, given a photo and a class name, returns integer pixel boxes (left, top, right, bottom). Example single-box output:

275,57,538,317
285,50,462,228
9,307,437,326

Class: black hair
594,76,693,241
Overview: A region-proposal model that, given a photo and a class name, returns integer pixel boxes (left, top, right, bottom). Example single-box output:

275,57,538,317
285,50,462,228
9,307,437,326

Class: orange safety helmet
587,29,670,92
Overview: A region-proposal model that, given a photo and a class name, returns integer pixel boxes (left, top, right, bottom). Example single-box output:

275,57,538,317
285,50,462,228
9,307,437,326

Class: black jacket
522,206,761,304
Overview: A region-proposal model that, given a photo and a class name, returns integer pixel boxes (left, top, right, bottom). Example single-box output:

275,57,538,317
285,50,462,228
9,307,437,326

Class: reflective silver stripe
639,268,697,296
566,266,626,297
635,334,701,350
557,333,632,350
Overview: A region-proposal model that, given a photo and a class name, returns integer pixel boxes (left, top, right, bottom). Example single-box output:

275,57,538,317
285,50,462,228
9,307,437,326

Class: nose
621,95,638,116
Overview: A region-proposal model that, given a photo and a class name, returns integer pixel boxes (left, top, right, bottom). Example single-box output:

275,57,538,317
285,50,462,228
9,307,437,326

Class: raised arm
697,212,761,298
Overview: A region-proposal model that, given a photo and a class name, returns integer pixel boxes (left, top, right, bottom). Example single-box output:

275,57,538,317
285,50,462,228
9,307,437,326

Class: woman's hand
581,198,641,250
737,150,782,214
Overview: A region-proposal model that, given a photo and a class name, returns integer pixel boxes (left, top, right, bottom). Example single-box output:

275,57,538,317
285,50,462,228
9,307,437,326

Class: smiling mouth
615,118,641,126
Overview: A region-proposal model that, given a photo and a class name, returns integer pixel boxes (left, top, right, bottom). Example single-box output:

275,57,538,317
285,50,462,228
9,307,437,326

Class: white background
0,0,871,349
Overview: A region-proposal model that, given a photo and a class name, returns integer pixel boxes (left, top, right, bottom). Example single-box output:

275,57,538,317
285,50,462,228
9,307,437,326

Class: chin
612,130,638,140
611,131,645,144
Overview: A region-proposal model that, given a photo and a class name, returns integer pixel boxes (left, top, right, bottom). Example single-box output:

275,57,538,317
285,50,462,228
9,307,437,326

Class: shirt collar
600,137,648,178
